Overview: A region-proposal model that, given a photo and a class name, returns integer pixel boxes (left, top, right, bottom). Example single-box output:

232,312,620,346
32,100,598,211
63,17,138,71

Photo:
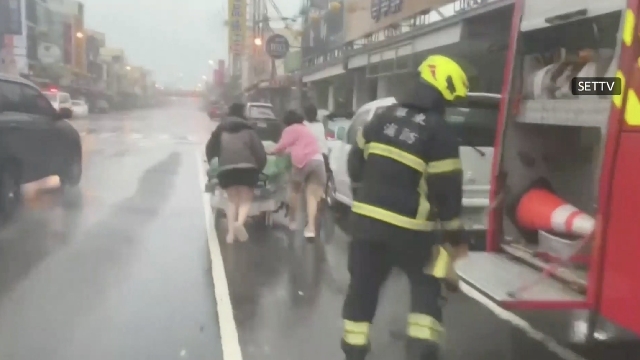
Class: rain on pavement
0,100,574,360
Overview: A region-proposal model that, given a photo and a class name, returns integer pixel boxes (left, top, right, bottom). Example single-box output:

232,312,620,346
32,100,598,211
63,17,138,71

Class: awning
244,74,299,93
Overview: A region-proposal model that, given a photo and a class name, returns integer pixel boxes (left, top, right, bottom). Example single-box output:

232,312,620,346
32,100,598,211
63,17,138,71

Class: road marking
459,283,586,360
195,152,243,360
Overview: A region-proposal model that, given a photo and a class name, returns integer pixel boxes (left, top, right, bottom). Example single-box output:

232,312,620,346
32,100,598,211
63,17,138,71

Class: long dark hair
282,110,304,126
227,102,246,119
303,104,318,122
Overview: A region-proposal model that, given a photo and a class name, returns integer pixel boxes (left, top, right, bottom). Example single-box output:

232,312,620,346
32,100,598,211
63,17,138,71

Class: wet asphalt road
0,101,597,360
0,100,220,360
215,207,572,360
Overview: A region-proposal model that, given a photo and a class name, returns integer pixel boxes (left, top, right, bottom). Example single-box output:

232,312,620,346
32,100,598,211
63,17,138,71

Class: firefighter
341,55,469,360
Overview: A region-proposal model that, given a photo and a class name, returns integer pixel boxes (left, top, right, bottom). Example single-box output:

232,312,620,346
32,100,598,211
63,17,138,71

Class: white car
43,91,73,115
320,111,352,155
328,93,500,231
71,99,89,117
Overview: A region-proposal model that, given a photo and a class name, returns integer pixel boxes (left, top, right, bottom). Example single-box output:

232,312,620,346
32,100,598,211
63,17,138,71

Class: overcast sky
81,0,300,88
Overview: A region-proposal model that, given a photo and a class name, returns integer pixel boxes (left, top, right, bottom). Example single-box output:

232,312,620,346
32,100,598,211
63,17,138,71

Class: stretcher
205,171,288,227
204,141,291,228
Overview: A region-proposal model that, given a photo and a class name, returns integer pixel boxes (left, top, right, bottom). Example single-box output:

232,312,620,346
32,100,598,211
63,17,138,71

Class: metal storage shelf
516,99,611,128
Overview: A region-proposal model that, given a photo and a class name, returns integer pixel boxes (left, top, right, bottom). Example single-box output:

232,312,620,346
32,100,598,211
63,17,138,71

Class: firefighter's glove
424,243,468,293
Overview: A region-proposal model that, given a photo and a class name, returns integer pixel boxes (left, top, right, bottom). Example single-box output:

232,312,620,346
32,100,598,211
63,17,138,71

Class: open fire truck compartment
456,0,640,345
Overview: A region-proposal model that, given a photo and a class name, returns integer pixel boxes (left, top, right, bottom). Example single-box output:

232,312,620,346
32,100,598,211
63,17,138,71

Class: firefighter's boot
406,338,441,360
341,340,370,360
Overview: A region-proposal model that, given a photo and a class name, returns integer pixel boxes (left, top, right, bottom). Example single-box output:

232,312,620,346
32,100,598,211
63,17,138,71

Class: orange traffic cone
515,187,594,237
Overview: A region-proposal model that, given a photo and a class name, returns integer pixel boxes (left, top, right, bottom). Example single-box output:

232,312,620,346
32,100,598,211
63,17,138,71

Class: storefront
301,0,515,111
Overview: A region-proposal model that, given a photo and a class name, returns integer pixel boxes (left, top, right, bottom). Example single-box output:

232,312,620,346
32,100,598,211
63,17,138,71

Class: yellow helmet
418,55,469,101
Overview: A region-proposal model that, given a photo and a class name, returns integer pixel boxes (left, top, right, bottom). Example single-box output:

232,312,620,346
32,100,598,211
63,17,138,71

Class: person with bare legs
205,103,267,243
269,110,326,238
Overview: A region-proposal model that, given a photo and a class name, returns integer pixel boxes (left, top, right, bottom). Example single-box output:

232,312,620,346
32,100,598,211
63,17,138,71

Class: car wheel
60,152,82,187
0,162,22,222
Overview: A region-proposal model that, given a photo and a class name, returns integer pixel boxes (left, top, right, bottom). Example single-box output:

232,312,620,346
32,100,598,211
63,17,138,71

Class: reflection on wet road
0,102,221,360
214,207,586,360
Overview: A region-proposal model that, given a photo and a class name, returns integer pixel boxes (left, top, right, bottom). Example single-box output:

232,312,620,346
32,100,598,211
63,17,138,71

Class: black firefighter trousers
341,236,445,360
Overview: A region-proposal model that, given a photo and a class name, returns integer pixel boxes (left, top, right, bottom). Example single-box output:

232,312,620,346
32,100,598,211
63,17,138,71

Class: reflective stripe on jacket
347,103,464,237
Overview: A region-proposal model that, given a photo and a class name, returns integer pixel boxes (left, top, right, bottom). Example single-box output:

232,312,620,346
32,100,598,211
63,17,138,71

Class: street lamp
208,60,214,65
202,75,207,80
126,66,131,70
254,38,262,46
76,31,83,38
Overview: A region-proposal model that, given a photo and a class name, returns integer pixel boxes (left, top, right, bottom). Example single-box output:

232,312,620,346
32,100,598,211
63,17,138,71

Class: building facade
85,28,105,90
1,0,28,75
300,0,513,112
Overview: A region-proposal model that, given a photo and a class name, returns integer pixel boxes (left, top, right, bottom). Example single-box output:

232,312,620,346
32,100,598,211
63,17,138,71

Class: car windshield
44,93,57,101
247,105,276,119
72,101,83,105
445,104,499,148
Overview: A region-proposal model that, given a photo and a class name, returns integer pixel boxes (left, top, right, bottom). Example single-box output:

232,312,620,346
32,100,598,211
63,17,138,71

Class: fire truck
456,0,640,357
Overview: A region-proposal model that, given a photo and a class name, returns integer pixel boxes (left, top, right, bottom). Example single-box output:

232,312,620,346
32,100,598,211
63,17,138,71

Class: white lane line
459,283,586,360
195,152,243,360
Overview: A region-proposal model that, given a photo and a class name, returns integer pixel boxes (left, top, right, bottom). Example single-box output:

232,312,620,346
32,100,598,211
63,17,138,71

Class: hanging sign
265,34,290,60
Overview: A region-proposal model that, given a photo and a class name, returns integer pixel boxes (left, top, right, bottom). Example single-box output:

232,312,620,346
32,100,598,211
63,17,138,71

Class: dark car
94,99,110,113
0,73,81,220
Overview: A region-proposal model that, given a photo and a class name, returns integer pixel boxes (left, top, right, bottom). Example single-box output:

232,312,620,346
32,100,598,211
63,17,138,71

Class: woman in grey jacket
206,103,267,243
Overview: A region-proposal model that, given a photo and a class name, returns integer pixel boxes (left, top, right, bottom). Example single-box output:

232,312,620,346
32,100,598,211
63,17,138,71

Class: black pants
341,237,444,360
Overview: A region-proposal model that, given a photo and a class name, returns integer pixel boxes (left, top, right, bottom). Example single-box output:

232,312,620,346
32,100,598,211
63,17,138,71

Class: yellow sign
228,0,246,55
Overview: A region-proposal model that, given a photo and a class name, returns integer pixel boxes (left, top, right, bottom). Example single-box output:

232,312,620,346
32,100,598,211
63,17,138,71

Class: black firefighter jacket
347,83,465,245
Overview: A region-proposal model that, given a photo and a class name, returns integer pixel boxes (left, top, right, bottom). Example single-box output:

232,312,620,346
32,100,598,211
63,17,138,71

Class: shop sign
265,34,290,59
454,0,490,13
228,0,247,55
371,0,403,22
345,0,455,41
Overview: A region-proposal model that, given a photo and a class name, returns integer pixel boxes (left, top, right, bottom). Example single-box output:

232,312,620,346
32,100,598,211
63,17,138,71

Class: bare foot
234,223,249,242
304,227,316,238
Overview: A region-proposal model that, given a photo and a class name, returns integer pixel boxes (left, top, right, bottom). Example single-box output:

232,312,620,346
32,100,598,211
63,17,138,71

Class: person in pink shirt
269,110,327,238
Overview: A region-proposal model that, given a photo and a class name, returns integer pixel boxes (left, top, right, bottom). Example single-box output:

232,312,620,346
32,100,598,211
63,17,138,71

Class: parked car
327,93,500,231
43,90,73,116
207,101,225,120
71,99,89,117
0,73,82,220
94,99,109,113
319,110,352,154
245,103,283,143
